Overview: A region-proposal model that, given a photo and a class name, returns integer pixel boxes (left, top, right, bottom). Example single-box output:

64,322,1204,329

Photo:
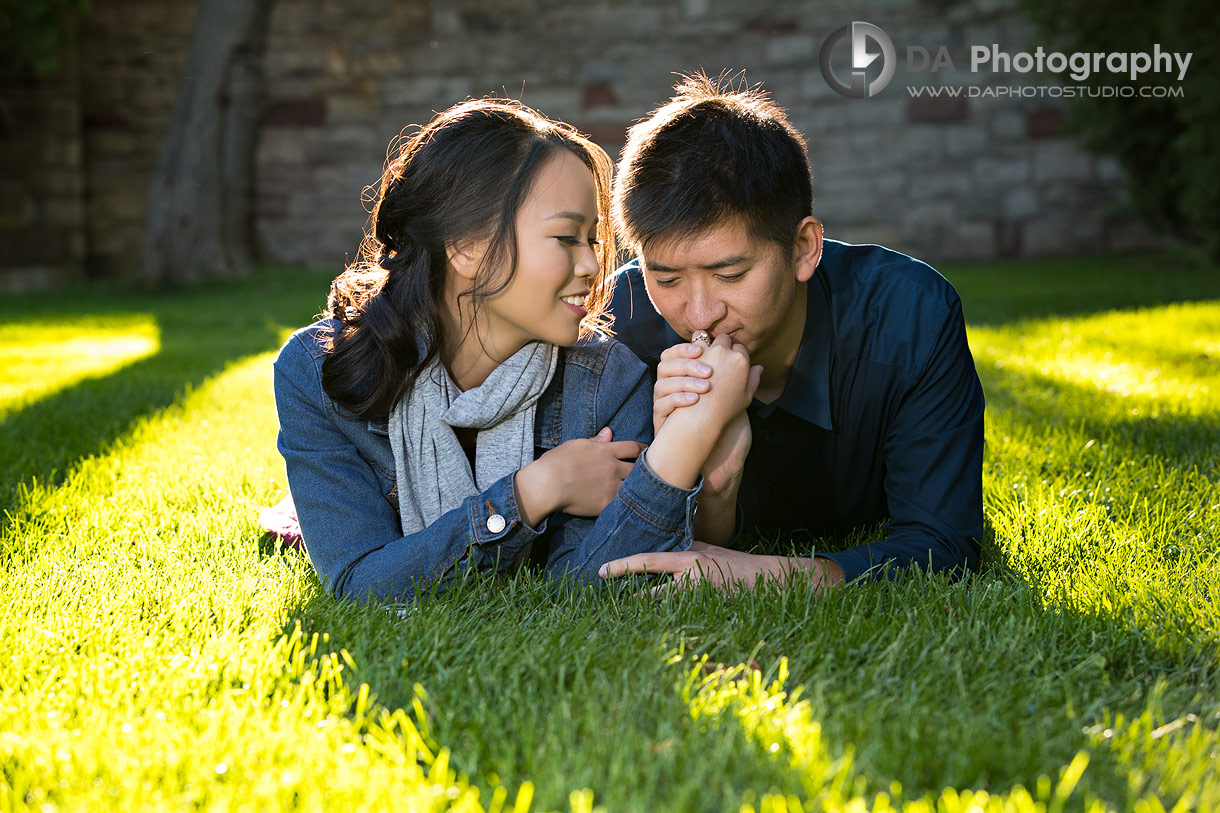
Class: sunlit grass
974,303,1217,409
1,256,1218,811
966,297,1219,670
0,315,159,417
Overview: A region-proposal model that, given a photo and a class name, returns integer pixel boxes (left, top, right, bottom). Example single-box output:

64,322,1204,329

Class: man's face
639,217,817,364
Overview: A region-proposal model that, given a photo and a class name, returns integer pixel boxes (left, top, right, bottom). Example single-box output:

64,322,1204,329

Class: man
598,74,985,592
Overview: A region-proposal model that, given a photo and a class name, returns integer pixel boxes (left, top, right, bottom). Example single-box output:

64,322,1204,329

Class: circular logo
819,21,897,99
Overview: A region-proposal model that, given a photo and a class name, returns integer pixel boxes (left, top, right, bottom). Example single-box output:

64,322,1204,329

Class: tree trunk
141,0,274,286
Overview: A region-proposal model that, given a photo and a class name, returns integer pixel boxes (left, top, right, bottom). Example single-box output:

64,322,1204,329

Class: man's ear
792,217,823,283
446,239,485,281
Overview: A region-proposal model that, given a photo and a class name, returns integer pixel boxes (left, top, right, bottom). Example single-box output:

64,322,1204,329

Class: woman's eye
557,235,601,249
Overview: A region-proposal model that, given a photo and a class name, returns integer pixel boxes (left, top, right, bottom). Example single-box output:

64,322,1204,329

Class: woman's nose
574,245,598,278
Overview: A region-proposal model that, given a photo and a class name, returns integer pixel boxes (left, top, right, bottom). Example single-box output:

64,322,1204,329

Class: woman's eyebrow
546,211,588,222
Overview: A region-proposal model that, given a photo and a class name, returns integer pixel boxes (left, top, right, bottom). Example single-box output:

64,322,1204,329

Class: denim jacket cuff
469,473,549,548
617,450,702,540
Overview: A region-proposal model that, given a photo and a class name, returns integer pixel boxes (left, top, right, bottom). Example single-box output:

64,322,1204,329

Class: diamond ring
691,330,712,345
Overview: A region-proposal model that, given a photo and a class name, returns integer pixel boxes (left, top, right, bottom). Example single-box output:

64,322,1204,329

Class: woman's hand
662,334,761,439
652,342,713,437
644,334,761,490
513,427,644,525
653,339,759,505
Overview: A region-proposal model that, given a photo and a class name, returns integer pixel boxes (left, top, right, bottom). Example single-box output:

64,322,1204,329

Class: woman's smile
561,291,589,316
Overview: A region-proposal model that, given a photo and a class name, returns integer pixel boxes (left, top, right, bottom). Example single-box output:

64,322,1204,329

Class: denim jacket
273,318,699,603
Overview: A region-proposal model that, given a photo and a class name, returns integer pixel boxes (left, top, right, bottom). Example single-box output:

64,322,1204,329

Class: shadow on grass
266,560,1213,811
0,268,327,513
272,571,818,809
981,362,1220,477
943,250,1220,328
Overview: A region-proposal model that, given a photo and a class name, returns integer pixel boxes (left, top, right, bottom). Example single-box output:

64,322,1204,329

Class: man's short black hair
613,72,813,255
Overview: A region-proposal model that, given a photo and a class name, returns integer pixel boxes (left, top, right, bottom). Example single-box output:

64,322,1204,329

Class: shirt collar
762,274,834,430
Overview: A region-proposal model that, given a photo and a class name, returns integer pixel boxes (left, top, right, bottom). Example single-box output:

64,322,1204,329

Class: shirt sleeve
541,339,699,580
815,297,984,581
273,335,546,604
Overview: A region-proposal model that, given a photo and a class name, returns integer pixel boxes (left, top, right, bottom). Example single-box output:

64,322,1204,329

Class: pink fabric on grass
259,495,304,551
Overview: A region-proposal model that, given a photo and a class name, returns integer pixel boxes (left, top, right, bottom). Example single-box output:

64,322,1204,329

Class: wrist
645,421,718,489
703,469,743,500
514,458,559,527
763,556,845,589
809,556,846,586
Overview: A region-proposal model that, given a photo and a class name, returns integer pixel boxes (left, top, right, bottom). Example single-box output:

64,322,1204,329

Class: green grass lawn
1,252,1217,812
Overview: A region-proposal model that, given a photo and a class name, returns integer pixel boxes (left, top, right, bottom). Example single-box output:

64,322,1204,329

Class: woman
272,99,756,603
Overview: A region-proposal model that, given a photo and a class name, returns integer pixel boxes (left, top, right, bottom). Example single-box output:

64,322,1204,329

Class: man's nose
687,286,726,330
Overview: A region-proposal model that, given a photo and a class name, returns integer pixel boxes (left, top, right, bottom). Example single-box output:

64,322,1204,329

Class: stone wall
0,39,86,294
78,1,198,280
0,0,1165,291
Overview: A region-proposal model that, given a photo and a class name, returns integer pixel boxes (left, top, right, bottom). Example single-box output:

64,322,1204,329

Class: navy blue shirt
607,239,985,582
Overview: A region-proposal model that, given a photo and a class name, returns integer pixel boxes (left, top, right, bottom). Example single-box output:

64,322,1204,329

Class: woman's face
477,149,601,352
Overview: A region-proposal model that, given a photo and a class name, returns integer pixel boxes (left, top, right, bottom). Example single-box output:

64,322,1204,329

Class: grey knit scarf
388,341,558,535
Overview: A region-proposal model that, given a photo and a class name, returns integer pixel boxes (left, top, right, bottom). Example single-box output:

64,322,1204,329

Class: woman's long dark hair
320,98,616,420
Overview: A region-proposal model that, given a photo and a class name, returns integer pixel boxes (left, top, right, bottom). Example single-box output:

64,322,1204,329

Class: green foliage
1,257,1218,810
1020,0,1220,260
0,0,91,78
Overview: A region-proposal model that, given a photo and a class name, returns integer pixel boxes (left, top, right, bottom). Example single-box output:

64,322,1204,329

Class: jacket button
486,513,506,534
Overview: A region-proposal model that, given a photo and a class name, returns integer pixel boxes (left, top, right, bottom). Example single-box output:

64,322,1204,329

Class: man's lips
681,328,744,342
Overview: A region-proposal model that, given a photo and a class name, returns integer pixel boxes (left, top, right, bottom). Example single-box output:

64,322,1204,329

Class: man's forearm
694,484,739,547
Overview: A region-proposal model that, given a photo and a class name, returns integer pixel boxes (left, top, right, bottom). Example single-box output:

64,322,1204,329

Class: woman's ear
446,239,486,281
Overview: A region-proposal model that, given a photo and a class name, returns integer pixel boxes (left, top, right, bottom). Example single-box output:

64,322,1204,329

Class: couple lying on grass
270,74,986,604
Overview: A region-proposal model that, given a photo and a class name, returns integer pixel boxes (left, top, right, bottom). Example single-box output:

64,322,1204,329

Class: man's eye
653,278,678,288
716,272,746,283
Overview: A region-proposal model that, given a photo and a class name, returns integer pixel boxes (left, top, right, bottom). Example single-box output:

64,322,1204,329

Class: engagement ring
691,330,711,345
